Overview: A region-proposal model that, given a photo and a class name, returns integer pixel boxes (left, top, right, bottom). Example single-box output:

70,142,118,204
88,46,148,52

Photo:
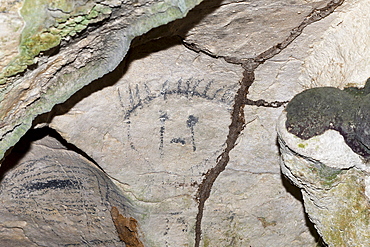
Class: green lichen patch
286,78,370,158
0,0,113,84
319,172,370,246
298,143,307,148
308,163,342,188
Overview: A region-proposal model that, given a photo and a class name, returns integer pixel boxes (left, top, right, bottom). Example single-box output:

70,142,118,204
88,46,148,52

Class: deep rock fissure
194,65,256,247
245,99,288,108
0,127,105,182
192,0,344,246
1,0,346,244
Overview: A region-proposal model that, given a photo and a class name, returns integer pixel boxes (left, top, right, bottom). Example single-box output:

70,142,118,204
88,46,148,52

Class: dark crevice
132,0,224,47
280,172,327,247
192,0,345,246
0,127,104,182
245,98,289,108
280,172,320,242
48,127,103,169
182,41,222,59
33,36,184,126
194,66,256,247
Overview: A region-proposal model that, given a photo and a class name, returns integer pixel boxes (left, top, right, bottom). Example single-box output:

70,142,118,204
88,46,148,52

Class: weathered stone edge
0,0,204,161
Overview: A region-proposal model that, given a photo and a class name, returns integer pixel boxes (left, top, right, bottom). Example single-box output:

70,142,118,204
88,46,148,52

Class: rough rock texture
50,39,246,246
0,0,203,161
182,0,329,58
2,0,370,246
285,80,370,158
0,133,135,246
278,111,370,246
45,0,367,246
276,1,370,245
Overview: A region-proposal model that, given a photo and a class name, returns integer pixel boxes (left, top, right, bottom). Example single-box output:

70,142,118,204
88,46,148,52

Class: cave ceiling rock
0,0,204,161
47,0,367,245
1,0,370,246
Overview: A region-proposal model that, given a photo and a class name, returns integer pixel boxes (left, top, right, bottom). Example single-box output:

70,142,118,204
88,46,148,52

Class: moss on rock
0,0,113,84
286,78,370,158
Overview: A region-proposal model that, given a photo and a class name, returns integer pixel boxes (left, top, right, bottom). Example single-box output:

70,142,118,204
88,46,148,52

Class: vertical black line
187,115,199,152
159,112,168,157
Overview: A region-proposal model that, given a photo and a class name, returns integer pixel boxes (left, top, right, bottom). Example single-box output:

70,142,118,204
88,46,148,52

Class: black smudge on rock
285,78,370,158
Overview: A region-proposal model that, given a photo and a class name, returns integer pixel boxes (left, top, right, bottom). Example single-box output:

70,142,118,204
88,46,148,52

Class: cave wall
1,0,370,246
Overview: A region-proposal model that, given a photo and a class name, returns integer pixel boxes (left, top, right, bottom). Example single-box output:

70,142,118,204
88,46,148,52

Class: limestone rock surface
0,134,135,246
278,110,370,246
276,1,370,245
0,0,203,161
182,0,329,58
47,0,367,245
51,40,245,246
1,0,370,246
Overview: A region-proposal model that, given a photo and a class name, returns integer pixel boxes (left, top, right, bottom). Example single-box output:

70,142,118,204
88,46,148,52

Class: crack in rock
191,0,344,246
245,98,288,108
194,64,256,247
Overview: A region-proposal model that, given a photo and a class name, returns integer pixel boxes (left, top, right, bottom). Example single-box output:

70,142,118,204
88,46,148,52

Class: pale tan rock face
47,0,356,245
50,42,244,246
0,0,204,161
183,0,328,58
1,0,369,246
